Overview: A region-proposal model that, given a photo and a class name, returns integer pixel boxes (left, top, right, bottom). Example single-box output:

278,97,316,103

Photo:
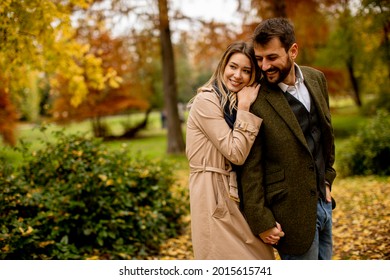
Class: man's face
254,37,297,85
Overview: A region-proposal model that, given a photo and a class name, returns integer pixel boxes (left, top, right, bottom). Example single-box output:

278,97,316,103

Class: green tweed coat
238,66,337,255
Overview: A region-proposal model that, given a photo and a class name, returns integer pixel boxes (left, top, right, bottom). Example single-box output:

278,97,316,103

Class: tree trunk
382,18,390,80
0,82,17,146
103,109,152,141
92,116,109,138
158,0,185,154
346,57,362,107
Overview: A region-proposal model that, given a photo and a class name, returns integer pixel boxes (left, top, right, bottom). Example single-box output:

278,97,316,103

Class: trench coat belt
189,163,230,176
189,162,240,202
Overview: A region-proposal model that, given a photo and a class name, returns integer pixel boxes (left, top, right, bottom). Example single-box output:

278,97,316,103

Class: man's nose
261,59,271,71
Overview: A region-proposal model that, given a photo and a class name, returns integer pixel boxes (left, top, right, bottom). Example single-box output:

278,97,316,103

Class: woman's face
223,53,252,92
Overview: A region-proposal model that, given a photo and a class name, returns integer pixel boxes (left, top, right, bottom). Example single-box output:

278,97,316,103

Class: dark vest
284,91,326,199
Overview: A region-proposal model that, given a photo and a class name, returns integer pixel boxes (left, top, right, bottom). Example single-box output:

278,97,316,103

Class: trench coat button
308,165,315,171
310,190,317,196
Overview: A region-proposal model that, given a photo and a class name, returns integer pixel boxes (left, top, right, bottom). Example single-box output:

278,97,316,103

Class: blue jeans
279,199,333,260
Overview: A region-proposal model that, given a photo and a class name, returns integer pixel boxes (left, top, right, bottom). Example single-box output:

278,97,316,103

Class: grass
330,102,367,139
1,111,189,170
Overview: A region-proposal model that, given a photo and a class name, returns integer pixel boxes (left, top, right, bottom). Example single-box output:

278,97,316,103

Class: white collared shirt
278,63,311,111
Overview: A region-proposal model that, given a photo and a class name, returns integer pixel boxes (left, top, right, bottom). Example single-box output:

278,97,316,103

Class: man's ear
289,43,298,60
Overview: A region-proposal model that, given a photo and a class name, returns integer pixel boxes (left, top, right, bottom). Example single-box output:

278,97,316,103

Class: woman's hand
237,83,260,111
259,222,285,245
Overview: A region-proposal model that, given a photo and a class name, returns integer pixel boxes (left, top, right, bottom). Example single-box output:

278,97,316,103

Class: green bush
0,131,187,259
361,90,390,116
338,110,390,176
332,114,367,139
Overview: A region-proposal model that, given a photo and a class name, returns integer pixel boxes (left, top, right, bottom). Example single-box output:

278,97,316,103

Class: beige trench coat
186,89,274,260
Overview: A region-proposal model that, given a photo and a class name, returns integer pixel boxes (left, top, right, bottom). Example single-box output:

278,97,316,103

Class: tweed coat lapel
263,86,308,149
303,71,333,153
303,70,329,127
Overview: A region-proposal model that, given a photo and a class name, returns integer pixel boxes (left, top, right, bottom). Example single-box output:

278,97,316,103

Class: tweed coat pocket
264,169,288,205
264,169,285,186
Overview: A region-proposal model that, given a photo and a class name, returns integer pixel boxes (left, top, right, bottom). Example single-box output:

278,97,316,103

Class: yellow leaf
86,256,100,260
1,245,10,252
39,240,55,248
98,174,107,181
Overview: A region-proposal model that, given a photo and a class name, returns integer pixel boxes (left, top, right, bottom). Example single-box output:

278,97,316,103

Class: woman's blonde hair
190,41,259,114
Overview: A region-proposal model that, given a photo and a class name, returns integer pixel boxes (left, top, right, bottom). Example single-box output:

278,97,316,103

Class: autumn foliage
51,31,150,124
1,0,119,143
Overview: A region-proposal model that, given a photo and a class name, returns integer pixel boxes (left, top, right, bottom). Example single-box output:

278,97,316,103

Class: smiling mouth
230,80,241,87
265,69,278,75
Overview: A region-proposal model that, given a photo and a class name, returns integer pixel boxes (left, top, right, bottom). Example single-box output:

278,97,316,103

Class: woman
186,41,275,259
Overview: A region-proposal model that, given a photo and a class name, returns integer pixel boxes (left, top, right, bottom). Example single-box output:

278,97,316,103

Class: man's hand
325,183,332,203
259,222,285,245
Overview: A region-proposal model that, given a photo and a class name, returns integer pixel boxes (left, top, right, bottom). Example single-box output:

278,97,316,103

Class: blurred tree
358,0,390,113
175,36,196,104
362,0,390,79
84,0,186,153
327,4,363,106
242,0,338,64
317,0,389,107
239,0,389,107
0,0,118,144
51,23,150,138
158,0,185,154
249,0,287,18
186,19,240,101
11,69,41,122
192,21,238,74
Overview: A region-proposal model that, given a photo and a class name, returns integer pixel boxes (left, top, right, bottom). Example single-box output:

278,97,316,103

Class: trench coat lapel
263,86,308,149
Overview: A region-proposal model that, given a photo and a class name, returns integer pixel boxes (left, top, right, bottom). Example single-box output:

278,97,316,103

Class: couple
186,18,337,260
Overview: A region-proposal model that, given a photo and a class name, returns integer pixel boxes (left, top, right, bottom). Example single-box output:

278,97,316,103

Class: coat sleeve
190,91,262,165
237,126,277,236
318,71,337,187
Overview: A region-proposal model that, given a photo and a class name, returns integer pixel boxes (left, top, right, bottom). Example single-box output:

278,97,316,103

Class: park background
0,0,389,260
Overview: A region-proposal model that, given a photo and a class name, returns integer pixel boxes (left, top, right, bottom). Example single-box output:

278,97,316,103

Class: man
238,18,337,260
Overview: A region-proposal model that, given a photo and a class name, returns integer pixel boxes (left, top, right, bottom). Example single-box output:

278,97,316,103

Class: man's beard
262,57,293,85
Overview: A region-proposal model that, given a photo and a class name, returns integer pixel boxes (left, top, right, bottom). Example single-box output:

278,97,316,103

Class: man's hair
252,18,296,52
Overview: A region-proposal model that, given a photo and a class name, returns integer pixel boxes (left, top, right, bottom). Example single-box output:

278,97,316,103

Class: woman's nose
233,69,242,79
